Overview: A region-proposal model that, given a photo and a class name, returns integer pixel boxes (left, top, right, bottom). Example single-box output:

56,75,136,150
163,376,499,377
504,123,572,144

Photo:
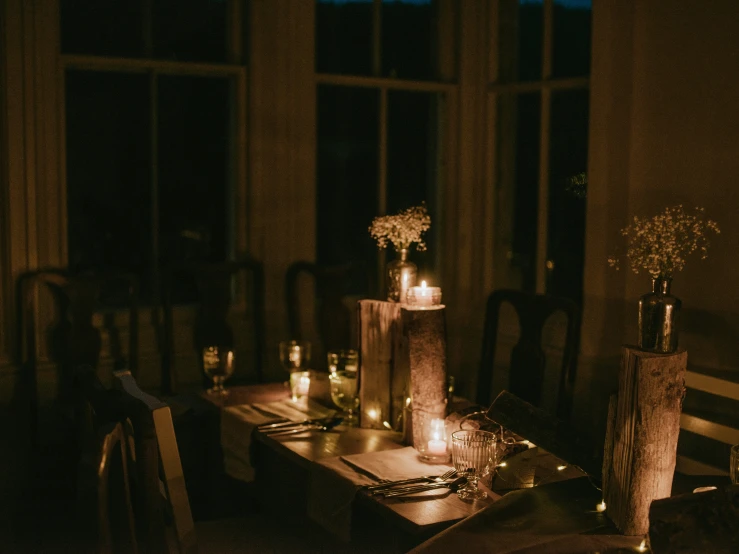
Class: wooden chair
74,366,354,554
161,258,266,395
17,268,139,448
285,260,370,368
477,289,581,419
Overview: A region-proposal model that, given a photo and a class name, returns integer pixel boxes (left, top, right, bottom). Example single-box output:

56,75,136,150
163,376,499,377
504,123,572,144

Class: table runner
221,398,335,482
410,477,642,554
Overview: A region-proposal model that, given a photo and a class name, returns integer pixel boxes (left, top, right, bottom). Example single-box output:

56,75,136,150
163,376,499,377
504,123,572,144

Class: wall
576,0,739,444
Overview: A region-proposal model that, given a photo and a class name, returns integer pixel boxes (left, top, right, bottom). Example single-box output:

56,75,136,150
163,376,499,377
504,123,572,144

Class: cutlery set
363,469,465,498
257,416,343,436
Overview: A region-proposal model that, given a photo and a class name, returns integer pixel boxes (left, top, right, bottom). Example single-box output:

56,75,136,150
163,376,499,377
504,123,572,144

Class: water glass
290,370,311,403
329,370,359,426
731,444,739,484
451,430,498,501
327,349,359,375
279,340,311,374
202,346,235,395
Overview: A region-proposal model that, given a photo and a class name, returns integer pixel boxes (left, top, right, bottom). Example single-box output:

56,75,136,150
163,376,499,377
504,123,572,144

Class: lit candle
297,374,310,396
427,418,447,455
596,500,607,513
407,280,442,309
636,538,648,552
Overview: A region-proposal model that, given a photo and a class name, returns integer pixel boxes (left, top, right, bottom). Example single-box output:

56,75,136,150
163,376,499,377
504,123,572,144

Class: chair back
161,258,266,395
285,261,370,367
75,365,197,554
477,289,580,418
18,268,139,447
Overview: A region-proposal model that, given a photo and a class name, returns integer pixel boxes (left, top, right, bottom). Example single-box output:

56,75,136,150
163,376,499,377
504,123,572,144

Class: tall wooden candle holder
357,300,448,443
602,346,687,536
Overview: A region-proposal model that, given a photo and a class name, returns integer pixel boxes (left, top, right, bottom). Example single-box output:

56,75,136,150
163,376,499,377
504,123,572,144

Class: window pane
158,76,230,272
382,0,440,80
504,92,541,293
515,0,543,82
552,0,592,78
61,0,144,57
317,85,379,279
316,0,374,76
65,71,152,287
387,90,441,276
153,0,228,63
546,89,588,303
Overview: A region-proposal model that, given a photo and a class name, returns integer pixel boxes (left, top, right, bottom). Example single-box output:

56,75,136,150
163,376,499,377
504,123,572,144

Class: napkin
220,398,336,482
307,446,453,542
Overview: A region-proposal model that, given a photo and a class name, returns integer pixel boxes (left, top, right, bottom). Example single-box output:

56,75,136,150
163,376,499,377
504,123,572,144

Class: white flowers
369,204,431,252
607,205,720,279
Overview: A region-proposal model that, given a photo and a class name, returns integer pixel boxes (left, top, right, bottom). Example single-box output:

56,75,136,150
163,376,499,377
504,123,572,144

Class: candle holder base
417,450,452,464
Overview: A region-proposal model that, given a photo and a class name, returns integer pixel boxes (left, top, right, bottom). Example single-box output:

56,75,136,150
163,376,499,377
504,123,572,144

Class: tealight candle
406,280,442,308
427,418,448,455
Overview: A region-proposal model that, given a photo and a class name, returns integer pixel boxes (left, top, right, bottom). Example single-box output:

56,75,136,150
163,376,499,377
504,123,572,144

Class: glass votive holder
289,370,311,403
327,349,359,375
279,340,311,372
406,281,442,309
414,410,451,463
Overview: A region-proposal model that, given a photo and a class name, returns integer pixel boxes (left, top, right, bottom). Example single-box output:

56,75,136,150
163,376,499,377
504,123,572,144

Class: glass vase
638,277,681,353
386,248,417,303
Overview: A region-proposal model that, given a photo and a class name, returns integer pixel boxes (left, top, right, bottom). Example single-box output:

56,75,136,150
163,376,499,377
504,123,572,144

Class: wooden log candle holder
602,346,687,536
357,299,448,443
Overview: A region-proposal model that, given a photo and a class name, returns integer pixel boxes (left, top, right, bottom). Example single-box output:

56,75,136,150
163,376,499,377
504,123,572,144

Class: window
315,0,456,289
61,0,247,302
490,0,591,304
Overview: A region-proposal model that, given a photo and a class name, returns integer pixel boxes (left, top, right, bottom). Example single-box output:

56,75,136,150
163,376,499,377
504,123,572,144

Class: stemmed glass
451,430,498,501
327,349,358,374
279,340,311,376
329,371,359,427
731,444,739,484
202,346,235,395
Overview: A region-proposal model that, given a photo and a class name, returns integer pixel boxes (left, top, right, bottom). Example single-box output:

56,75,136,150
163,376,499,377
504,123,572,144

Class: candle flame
367,408,380,421
421,280,427,288
637,539,647,552
596,500,607,513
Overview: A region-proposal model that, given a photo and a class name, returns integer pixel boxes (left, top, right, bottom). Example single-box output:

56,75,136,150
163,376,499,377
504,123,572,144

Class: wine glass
329,370,359,427
731,444,739,484
279,340,311,375
202,346,235,395
451,430,498,501
327,349,358,375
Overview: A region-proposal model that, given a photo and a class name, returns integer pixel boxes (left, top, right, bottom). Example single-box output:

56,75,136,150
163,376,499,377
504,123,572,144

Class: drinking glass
202,346,235,395
451,430,498,501
731,444,739,484
290,370,312,403
327,349,359,375
279,340,311,375
329,370,359,427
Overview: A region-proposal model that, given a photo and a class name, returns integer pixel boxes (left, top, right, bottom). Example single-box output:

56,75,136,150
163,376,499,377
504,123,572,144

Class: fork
366,469,457,494
381,476,467,498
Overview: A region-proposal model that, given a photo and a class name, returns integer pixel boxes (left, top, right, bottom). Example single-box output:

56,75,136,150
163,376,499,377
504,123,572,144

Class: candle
427,418,447,455
596,500,607,513
297,374,310,396
407,280,442,308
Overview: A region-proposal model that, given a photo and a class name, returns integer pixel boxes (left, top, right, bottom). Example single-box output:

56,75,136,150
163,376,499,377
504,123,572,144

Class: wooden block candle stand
602,346,687,536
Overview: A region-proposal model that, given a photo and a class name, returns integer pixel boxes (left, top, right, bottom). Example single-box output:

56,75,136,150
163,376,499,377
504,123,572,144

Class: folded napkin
220,398,336,482
308,446,453,542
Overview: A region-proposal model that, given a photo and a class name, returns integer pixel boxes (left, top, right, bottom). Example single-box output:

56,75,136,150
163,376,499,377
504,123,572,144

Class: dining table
201,382,731,553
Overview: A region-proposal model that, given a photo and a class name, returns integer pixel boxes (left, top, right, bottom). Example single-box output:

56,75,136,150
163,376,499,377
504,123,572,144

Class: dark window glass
387,90,440,277
153,0,228,63
546,89,588,303
552,0,592,78
316,0,374,76
65,71,152,290
61,0,143,57
382,0,438,80
508,92,541,293
516,0,543,82
317,85,379,276
158,75,230,273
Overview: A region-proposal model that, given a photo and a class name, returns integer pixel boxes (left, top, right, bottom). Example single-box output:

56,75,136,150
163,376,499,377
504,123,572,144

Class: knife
257,416,332,431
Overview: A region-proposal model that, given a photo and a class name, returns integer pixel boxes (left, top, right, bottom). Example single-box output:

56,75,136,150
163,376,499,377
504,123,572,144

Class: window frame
59,0,248,303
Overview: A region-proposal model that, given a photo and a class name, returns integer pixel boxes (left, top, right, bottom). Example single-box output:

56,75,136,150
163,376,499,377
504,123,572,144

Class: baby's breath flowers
369,204,431,252
607,205,720,279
